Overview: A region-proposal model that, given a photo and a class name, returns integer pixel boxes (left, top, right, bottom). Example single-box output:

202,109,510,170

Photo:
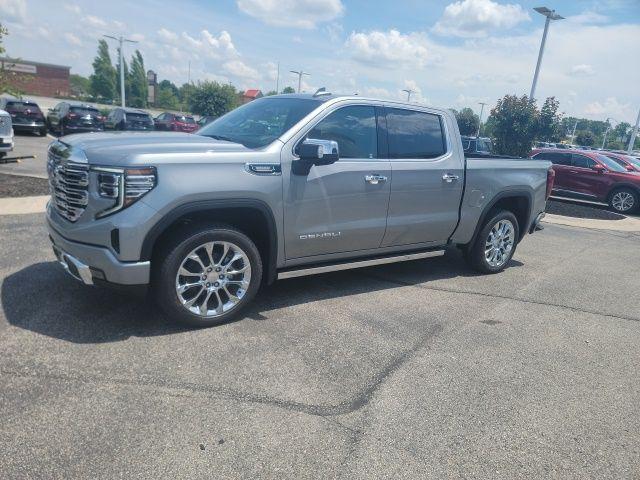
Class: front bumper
48,220,150,286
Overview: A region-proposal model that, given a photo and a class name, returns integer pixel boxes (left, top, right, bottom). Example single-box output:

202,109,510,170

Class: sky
1,0,639,123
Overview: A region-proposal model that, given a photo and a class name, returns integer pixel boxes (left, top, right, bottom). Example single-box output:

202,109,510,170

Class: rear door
282,103,391,259
533,151,572,194
381,107,464,247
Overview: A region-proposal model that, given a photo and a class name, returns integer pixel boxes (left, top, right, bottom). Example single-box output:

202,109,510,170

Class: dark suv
531,148,640,213
461,135,493,156
0,98,47,136
47,102,104,136
105,107,154,131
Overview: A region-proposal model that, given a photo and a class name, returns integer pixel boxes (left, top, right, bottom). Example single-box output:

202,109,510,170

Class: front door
381,107,464,247
282,104,391,259
567,153,609,200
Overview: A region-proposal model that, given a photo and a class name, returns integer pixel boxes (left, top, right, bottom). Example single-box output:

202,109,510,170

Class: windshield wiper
203,134,236,143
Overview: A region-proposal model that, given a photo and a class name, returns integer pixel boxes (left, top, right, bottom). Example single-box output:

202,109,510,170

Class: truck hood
54,131,252,166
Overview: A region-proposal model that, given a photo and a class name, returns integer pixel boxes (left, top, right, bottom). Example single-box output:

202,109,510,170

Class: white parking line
0,195,49,215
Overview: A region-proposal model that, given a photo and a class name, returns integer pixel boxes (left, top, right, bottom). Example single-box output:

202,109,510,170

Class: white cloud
63,32,82,46
129,33,145,42
569,64,595,77
567,11,609,25
345,30,430,68
223,60,259,79
83,15,107,28
157,28,178,43
236,0,344,29
584,97,633,120
433,0,530,38
63,3,81,15
0,0,27,21
113,20,126,30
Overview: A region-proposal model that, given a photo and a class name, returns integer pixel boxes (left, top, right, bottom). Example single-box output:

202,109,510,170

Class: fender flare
140,198,279,284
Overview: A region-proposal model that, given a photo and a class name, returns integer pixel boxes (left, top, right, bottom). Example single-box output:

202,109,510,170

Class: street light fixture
628,108,640,154
290,70,310,93
529,7,564,101
402,89,415,102
104,34,139,108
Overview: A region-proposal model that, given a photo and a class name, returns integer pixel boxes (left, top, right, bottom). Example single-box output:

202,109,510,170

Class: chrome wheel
175,241,252,317
484,219,515,268
611,191,635,212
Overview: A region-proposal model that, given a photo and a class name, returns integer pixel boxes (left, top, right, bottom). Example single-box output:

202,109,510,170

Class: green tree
612,122,631,143
69,74,91,98
188,81,238,117
575,130,595,146
179,82,196,107
489,95,539,157
129,50,148,108
454,107,480,136
281,86,295,94
156,84,180,109
265,90,278,96
158,79,179,97
90,39,117,102
538,96,563,142
0,23,25,96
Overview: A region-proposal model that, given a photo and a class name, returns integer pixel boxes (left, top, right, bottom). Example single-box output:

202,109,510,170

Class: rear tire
609,188,638,214
153,225,263,327
466,209,519,274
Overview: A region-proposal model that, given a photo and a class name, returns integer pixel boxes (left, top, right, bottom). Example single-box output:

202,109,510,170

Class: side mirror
626,165,635,172
592,163,606,173
298,139,339,165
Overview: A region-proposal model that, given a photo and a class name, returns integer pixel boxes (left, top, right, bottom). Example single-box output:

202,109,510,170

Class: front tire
609,188,638,214
467,210,519,274
153,225,263,327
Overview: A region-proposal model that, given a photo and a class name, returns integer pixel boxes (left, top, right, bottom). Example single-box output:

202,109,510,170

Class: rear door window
571,154,595,169
534,152,570,165
386,108,446,159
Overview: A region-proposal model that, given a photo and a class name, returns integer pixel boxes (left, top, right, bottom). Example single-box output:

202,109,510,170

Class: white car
0,109,15,158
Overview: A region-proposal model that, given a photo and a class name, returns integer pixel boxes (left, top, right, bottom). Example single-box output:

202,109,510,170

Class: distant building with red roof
241,89,263,104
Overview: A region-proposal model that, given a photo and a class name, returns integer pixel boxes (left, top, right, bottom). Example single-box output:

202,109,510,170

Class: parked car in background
0,98,47,136
0,109,14,158
46,93,553,326
154,112,198,133
47,102,104,136
531,148,640,213
601,151,640,172
105,108,154,131
534,141,557,149
461,135,493,156
197,115,217,128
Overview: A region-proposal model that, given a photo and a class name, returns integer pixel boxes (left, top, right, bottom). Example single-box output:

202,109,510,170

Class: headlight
93,166,157,218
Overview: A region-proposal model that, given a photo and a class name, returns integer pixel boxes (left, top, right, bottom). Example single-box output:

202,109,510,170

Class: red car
601,151,640,173
530,148,640,213
154,112,199,133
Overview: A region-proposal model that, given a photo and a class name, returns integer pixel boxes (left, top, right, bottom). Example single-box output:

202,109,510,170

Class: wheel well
607,185,640,202
147,206,276,284
488,195,531,241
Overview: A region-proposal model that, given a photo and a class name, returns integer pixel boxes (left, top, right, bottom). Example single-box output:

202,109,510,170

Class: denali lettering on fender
299,232,342,240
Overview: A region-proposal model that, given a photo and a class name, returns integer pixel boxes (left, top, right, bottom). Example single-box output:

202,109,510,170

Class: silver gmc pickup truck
46,92,553,326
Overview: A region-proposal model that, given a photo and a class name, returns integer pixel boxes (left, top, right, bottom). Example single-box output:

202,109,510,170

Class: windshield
595,153,627,172
6,101,42,113
126,112,152,122
198,97,322,148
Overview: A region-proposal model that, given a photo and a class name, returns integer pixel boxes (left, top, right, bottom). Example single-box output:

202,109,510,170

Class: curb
543,213,640,233
0,195,49,215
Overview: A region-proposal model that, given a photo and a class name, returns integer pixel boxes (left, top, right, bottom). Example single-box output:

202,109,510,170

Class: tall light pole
477,102,487,138
104,35,138,108
628,108,640,154
402,89,415,102
275,61,280,93
529,7,564,101
290,69,310,93
601,118,615,150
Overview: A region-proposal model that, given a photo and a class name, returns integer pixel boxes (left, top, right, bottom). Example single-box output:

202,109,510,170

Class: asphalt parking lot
1,209,639,478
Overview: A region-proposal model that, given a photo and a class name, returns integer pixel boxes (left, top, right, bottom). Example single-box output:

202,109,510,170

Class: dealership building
1,57,71,97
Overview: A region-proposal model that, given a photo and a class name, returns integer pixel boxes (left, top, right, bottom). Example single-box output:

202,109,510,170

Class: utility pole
628,108,640,154
570,120,579,142
477,102,487,138
529,7,564,101
402,89,415,102
601,118,614,150
275,62,280,94
104,34,138,108
290,69,310,93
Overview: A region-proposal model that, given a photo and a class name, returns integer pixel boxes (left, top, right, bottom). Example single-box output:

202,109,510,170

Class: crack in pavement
361,273,640,323
0,324,443,419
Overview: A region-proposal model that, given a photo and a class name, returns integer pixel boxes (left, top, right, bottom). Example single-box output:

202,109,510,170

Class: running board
277,249,446,280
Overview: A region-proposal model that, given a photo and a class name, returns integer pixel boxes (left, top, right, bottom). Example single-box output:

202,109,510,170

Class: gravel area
546,198,625,220
0,173,50,198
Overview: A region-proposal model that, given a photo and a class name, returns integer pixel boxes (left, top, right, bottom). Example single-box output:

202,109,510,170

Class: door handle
365,174,387,185
442,173,459,183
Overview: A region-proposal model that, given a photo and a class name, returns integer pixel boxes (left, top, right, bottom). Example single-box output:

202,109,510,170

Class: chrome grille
0,114,12,137
47,150,89,222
